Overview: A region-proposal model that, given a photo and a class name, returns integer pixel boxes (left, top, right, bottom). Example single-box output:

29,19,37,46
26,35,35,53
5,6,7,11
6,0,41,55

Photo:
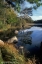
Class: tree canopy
12,0,42,6
11,0,42,15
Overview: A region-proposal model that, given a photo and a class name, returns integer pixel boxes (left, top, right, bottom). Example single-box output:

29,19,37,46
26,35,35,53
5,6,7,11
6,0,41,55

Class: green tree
12,0,42,7
12,0,42,15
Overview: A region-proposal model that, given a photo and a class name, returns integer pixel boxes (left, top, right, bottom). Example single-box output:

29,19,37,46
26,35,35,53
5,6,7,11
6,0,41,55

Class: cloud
31,6,42,20
31,16,42,20
20,0,42,20
33,6,42,16
20,0,36,11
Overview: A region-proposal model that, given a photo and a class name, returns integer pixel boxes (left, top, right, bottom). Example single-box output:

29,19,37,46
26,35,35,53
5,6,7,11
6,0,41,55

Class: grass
1,43,25,64
0,43,37,64
1,39,42,64
0,49,3,64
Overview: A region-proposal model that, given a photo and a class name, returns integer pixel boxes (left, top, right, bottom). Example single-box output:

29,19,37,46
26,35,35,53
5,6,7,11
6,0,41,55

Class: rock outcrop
7,36,18,44
15,30,18,34
0,40,4,47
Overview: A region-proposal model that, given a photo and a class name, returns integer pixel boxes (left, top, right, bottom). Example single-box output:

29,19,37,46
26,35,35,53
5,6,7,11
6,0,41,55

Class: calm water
16,26,42,53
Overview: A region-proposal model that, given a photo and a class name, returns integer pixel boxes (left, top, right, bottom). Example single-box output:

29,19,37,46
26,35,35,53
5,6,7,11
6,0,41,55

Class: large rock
0,40,4,47
15,30,18,34
7,36,18,44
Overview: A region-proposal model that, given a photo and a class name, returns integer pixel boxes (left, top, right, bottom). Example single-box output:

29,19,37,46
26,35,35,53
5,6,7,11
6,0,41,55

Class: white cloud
31,6,42,20
20,0,36,11
20,0,42,20
31,16,42,20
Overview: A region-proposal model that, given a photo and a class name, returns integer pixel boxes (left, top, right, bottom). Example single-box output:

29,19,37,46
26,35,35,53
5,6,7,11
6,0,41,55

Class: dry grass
4,43,18,57
2,43,25,63
0,42,37,64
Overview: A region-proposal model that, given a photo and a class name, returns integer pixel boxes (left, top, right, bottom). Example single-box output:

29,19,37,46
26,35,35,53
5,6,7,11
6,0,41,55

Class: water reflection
16,26,42,54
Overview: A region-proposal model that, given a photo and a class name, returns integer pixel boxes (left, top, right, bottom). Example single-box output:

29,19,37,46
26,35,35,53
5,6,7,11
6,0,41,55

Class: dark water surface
16,26,42,54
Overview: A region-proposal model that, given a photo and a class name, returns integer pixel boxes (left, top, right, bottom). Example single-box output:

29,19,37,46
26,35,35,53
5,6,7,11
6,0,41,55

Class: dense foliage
10,0,42,15
0,0,33,30
12,0,42,7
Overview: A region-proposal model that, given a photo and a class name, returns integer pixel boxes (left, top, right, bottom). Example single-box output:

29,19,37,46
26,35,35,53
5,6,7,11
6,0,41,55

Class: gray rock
0,40,4,47
15,30,18,34
7,36,18,44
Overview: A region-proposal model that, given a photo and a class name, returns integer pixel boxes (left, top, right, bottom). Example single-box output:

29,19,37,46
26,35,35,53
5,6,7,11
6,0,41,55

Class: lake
16,26,42,54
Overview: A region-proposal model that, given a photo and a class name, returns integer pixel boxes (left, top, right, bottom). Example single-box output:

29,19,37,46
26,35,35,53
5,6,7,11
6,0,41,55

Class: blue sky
20,0,42,20
31,6,42,20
